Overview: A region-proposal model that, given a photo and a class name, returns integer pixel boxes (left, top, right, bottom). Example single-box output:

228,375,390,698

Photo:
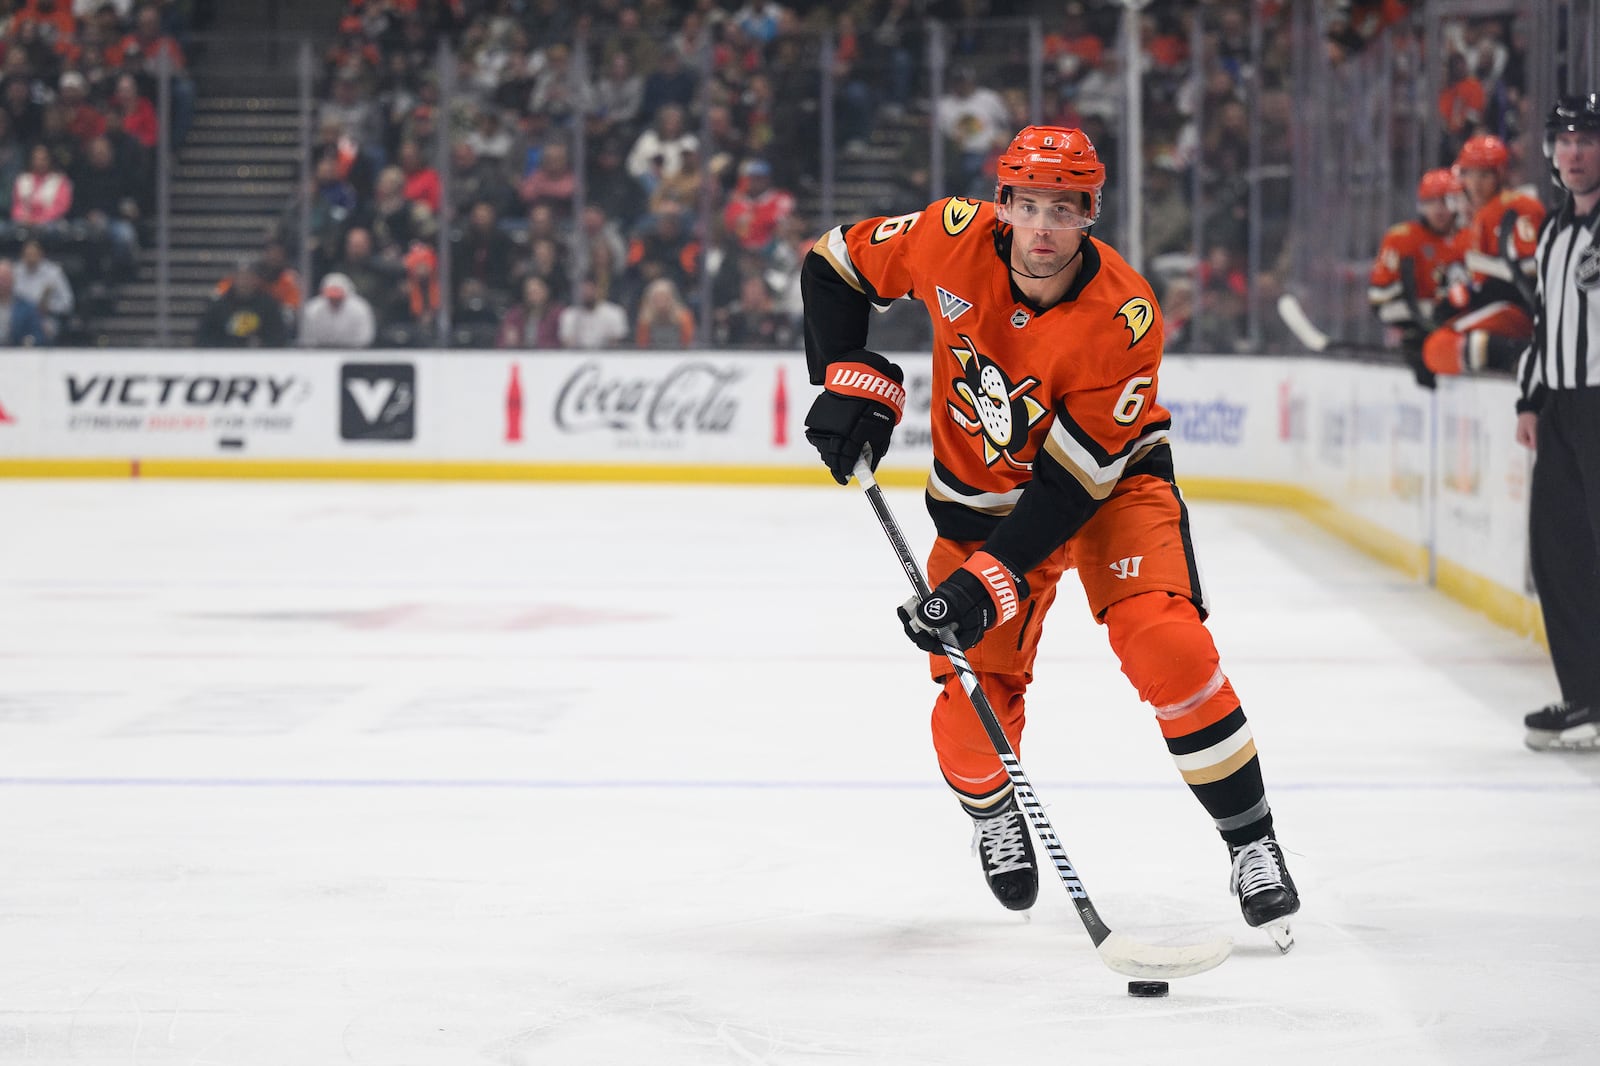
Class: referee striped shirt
1517,203,1600,409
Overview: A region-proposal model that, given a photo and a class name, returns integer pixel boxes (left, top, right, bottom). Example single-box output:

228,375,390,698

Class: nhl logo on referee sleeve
1576,246,1600,290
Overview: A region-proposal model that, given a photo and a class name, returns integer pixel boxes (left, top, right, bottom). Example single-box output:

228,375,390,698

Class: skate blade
1265,921,1294,954
1526,724,1600,752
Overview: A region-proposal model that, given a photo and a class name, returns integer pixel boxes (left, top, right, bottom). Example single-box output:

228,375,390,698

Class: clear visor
996,185,1098,230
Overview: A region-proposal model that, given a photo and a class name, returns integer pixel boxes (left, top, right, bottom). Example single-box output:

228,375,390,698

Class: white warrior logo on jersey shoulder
945,333,1048,470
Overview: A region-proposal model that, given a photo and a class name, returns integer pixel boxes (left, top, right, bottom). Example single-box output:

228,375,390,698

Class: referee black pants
1530,387,1600,708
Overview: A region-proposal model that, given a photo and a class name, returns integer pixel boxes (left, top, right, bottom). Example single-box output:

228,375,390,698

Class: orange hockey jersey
803,197,1173,573
1367,218,1457,326
1454,187,1544,309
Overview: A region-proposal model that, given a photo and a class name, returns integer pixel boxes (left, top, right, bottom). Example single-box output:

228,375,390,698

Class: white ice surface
0,479,1595,1065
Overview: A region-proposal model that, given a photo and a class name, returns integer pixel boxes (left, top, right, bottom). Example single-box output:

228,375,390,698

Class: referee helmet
1544,93,1600,190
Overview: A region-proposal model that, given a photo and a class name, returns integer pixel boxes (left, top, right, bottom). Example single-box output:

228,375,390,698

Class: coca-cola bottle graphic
505,363,523,443
773,364,788,447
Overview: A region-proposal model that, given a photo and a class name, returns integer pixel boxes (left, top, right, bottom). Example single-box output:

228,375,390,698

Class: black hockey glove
1398,327,1436,390
898,552,1029,653
804,349,906,485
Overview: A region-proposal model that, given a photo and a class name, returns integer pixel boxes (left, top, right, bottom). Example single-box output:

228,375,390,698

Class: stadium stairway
91,92,300,348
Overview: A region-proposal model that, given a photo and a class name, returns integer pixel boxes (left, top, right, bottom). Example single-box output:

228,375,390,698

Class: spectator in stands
1161,277,1196,354
195,261,288,348
300,271,375,348
12,239,71,344
527,42,591,127
714,273,793,349
634,276,694,349
401,100,442,162
0,259,45,346
520,234,571,305
2,75,44,144
333,226,403,312
364,165,430,257
583,134,639,228
518,137,577,217
0,111,22,218
1438,51,1485,163
117,4,193,143
639,45,697,124
38,102,83,176
107,73,157,150
627,203,698,300
449,138,512,218
626,102,697,189
388,240,441,346
58,71,106,144
571,202,627,282
12,144,73,230
465,105,512,162
722,158,793,254
453,199,515,298
496,274,563,349
648,142,703,219
452,277,500,347
12,0,76,45
319,70,384,152
936,66,1009,198
830,10,875,156
68,133,138,275
397,137,440,214
256,237,304,316
558,273,629,349
590,51,643,139
310,152,358,243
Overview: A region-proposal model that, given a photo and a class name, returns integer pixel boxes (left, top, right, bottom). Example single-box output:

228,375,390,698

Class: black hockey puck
1127,980,1169,997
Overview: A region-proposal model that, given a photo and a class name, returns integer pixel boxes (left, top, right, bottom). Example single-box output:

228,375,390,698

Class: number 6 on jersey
1113,376,1154,424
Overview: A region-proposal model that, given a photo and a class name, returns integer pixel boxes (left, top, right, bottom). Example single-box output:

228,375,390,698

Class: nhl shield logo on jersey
1576,246,1600,291
942,197,982,236
1116,297,1155,347
1010,308,1030,328
945,333,1049,470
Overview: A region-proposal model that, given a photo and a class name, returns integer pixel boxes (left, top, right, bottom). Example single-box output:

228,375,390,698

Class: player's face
1419,196,1455,232
1458,167,1500,210
1004,188,1090,270
1553,129,1600,196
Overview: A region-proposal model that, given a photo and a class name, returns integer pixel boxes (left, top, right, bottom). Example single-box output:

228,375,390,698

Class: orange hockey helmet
1454,134,1510,172
1416,167,1461,201
994,125,1105,229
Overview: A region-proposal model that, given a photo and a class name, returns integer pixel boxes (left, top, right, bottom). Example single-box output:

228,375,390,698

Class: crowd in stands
0,0,194,345
0,0,1512,356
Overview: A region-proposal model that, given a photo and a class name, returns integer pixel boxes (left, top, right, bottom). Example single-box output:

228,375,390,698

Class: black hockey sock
1164,705,1275,847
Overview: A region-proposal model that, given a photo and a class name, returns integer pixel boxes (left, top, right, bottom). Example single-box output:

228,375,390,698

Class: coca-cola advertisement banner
433,351,939,470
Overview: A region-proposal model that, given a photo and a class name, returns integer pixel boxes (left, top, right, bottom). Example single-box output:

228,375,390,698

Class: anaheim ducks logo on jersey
945,333,1049,469
1116,297,1155,348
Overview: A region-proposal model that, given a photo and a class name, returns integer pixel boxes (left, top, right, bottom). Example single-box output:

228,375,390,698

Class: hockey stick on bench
852,451,1232,980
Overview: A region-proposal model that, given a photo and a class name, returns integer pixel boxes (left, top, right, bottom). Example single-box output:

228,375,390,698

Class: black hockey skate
970,796,1037,912
1523,701,1600,751
1229,834,1299,953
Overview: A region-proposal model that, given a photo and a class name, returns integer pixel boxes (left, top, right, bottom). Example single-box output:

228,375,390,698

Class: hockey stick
852,451,1232,980
1276,293,1329,352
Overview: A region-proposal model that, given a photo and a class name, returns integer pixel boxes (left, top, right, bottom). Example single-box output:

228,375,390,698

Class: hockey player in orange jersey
1422,133,1545,377
800,125,1300,945
1369,167,1463,387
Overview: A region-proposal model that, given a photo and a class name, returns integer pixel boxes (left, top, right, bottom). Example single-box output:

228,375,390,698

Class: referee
1517,93,1600,751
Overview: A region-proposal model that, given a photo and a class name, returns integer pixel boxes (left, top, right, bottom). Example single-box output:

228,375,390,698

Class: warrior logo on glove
901,552,1028,652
